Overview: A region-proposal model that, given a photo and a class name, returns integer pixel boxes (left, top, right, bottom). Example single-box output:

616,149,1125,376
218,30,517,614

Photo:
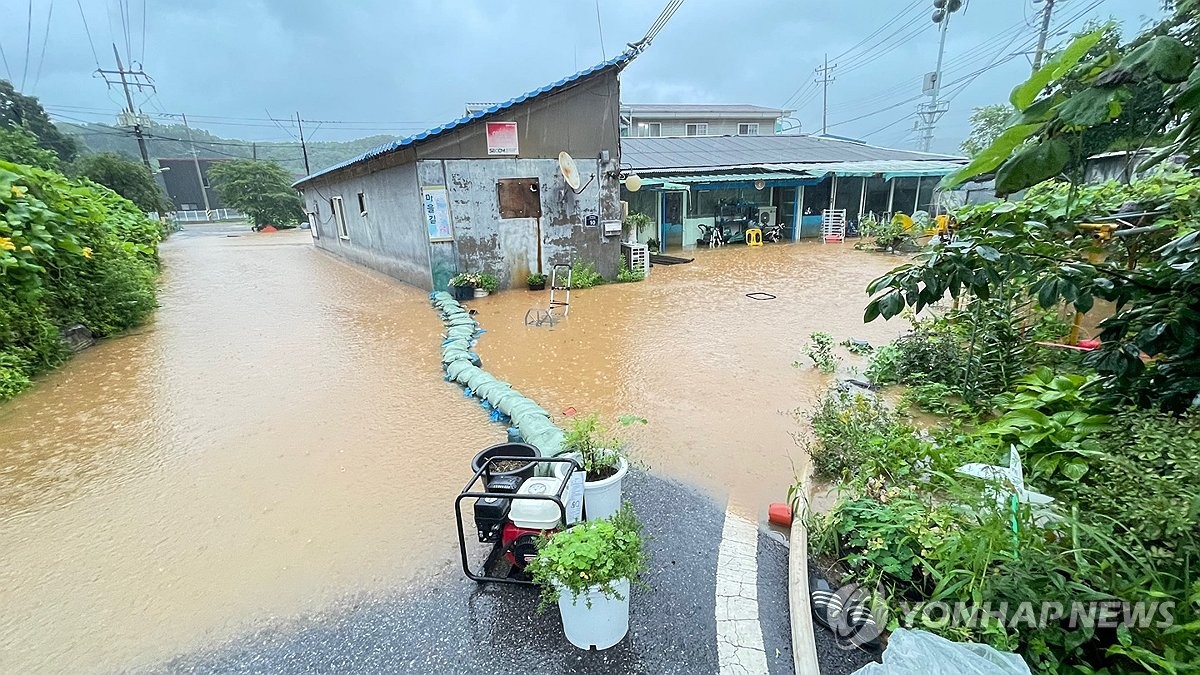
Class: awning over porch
747,160,965,180
641,171,818,191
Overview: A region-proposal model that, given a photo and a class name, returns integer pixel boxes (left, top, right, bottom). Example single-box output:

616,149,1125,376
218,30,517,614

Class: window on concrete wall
737,123,759,136
357,191,368,216
685,123,708,136
891,177,919,215
864,176,891,219
331,196,349,239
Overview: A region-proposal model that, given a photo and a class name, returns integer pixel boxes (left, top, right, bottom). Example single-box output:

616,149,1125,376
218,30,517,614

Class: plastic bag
852,629,1030,675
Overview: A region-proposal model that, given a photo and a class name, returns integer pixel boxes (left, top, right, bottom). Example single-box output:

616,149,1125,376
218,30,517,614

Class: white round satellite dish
624,174,642,192
558,151,581,191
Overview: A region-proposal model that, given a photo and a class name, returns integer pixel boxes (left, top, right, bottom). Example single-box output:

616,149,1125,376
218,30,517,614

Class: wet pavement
156,471,794,675
0,226,907,673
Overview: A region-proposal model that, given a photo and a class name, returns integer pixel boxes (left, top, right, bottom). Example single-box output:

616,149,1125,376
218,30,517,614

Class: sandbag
454,365,483,386
473,380,509,400
445,360,473,380
465,369,495,391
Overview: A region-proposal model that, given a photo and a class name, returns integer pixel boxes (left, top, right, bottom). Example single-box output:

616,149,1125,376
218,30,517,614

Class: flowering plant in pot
557,413,644,519
475,273,499,297
448,272,476,301
527,503,647,650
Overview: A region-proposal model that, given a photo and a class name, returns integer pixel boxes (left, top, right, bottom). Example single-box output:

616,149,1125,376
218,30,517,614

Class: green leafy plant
840,338,874,356
527,502,648,610
801,331,838,373
616,259,644,283
477,273,499,293
527,272,546,286
569,260,605,289
562,413,643,479
448,273,476,288
645,237,659,252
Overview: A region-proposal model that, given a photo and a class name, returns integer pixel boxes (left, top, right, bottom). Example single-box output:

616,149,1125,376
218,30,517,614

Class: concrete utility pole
918,10,952,152
1031,0,1057,72
295,112,311,175
180,113,211,214
815,54,836,135
98,43,154,170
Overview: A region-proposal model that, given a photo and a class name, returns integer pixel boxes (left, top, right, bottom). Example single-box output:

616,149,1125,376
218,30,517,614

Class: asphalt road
155,471,796,674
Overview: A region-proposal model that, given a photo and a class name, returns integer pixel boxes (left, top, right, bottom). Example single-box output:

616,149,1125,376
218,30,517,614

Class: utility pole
180,113,211,214
97,43,155,170
1031,0,1057,72
918,3,957,153
295,112,311,175
814,54,836,135
252,142,257,160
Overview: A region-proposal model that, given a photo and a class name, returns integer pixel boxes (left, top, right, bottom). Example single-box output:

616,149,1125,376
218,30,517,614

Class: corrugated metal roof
294,50,638,188
621,103,788,115
649,172,810,183
751,160,966,179
623,135,962,172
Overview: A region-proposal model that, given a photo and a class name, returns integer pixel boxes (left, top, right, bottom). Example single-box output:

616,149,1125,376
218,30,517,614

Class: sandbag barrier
430,291,566,468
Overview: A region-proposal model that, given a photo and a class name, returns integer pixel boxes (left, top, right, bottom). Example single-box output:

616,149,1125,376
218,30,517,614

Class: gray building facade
294,54,631,292
620,104,790,138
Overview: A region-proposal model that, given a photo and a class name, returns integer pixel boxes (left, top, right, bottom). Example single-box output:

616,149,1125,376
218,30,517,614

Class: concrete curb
789,468,821,675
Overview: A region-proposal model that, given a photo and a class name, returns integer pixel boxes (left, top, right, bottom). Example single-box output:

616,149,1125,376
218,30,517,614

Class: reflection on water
0,229,497,673
471,241,907,518
0,231,907,672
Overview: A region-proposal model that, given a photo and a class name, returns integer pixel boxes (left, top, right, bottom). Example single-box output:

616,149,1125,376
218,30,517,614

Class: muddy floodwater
0,228,906,672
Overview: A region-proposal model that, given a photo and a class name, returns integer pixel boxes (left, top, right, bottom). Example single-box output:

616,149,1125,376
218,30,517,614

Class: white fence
171,209,244,223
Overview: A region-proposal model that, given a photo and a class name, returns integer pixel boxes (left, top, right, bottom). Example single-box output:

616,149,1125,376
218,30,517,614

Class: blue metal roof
294,50,638,187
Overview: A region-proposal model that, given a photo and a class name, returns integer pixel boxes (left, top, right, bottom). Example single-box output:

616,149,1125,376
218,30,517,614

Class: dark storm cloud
0,0,1165,153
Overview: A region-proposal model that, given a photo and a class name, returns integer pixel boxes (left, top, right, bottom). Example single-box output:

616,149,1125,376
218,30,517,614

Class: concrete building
293,53,632,292
620,104,790,138
620,134,965,248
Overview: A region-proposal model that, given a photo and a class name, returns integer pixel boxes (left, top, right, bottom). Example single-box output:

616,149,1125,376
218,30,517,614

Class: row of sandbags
430,292,566,467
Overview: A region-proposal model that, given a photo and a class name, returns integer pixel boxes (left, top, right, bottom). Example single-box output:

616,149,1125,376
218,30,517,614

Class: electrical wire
75,0,101,69
829,0,924,63
139,0,146,64
0,39,13,82
21,0,33,90
595,0,606,60
31,0,54,93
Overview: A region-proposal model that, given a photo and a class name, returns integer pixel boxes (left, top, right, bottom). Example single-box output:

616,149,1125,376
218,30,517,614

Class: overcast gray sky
0,0,1168,156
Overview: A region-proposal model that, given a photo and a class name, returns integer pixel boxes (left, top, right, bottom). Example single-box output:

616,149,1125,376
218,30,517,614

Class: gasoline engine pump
455,443,580,584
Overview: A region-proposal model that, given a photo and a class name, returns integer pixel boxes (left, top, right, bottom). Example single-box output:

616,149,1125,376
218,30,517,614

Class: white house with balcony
620,104,791,138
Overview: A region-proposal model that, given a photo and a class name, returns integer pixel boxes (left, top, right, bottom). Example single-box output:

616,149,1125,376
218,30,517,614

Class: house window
357,191,368,216
636,122,661,137
307,211,319,238
331,196,349,239
737,123,759,136
685,123,708,136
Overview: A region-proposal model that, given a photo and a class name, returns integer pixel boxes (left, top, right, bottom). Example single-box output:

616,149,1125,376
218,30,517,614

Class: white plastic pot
556,578,631,650
473,288,490,298
553,454,628,520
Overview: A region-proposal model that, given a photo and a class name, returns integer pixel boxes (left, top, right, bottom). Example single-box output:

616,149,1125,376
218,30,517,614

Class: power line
829,0,924,64
31,0,54,93
139,0,146,64
21,0,33,89
0,38,12,82
595,0,606,60
75,0,101,69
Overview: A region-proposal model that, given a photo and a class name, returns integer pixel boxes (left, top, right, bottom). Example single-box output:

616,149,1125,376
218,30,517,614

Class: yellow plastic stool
745,228,763,247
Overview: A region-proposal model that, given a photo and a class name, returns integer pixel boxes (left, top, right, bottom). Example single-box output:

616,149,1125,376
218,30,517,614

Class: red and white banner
485,122,519,156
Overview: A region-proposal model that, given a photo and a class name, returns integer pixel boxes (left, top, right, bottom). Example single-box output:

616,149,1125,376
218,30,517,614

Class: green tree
959,104,1015,157
71,152,170,213
206,159,304,229
0,80,78,162
0,127,60,170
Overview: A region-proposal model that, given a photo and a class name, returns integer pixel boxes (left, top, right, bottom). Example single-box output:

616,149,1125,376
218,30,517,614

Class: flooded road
0,227,497,673
0,229,906,673
472,242,907,518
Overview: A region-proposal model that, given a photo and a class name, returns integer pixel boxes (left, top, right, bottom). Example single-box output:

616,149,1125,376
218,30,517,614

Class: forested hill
60,121,397,177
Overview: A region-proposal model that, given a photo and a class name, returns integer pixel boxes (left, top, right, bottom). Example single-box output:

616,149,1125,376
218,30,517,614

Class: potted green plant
527,503,647,650
527,272,547,291
475,273,499,298
448,272,476,301
554,414,643,519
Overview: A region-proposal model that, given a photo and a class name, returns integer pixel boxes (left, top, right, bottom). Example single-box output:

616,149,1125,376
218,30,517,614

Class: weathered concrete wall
303,162,432,290
422,157,621,289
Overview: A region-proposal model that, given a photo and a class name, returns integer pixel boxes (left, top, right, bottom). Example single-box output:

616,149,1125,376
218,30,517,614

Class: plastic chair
745,228,763,247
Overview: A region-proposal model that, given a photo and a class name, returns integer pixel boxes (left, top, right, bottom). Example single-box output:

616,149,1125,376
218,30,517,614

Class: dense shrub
0,159,161,401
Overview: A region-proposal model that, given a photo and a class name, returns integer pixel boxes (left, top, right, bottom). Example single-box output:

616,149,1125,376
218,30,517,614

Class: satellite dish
558,151,581,191
625,174,642,192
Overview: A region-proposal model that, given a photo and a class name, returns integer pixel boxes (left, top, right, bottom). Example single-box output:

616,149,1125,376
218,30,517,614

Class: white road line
715,510,770,675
